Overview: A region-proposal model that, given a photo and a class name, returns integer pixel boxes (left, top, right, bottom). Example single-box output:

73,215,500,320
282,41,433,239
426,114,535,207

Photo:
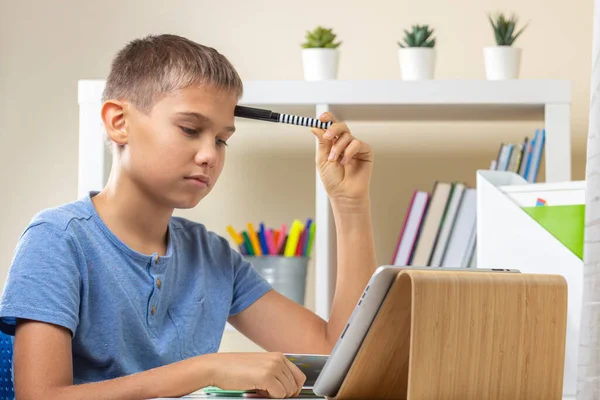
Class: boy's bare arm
229,113,377,354
15,320,306,400
325,197,377,347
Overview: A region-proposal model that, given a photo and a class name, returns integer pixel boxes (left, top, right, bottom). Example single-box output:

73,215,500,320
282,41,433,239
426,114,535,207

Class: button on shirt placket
148,254,164,332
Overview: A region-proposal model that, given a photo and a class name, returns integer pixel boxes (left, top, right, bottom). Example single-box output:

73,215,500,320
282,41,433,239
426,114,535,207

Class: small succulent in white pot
397,25,436,80
484,12,528,80
301,26,342,81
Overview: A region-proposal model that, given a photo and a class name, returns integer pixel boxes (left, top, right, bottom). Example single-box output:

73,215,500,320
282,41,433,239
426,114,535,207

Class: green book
521,204,584,260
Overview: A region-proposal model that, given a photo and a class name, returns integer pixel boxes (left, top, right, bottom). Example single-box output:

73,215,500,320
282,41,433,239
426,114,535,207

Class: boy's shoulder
169,216,228,246
27,194,94,233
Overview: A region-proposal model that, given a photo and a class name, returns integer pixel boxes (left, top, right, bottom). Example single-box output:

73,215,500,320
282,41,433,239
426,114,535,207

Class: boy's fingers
328,132,354,162
323,122,349,140
267,377,288,399
318,111,338,124
340,139,362,165
284,358,306,396
311,128,333,162
311,127,326,142
311,114,346,163
279,360,298,397
311,127,330,147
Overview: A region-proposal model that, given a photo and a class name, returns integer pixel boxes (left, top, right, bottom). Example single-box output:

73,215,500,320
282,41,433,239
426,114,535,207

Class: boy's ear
101,100,128,146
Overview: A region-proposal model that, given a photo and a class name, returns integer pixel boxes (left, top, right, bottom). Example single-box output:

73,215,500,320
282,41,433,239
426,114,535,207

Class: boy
0,34,376,399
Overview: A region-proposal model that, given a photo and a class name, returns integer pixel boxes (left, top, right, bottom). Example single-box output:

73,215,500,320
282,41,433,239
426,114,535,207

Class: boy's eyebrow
176,111,236,133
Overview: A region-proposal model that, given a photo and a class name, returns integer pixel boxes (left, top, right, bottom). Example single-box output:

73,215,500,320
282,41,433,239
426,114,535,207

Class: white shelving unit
78,79,571,320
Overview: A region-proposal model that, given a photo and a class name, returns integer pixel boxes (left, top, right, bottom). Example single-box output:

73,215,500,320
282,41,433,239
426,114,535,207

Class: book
467,239,477,268
429,183,466,267
391,191,430,266
502,144,514,171
507,143,521,172
494,143,504,169
410,182,453,266
518,137,531,177
441,188,477,268
488,129,544,182
526,129,546,183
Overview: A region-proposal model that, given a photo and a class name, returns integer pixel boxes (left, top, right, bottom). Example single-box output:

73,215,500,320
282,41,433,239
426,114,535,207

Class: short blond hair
102,34,243,113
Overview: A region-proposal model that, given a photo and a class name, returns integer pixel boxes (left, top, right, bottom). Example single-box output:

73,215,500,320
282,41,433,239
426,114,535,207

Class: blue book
527,129,545,183
523,129,539,180
502,144,514,170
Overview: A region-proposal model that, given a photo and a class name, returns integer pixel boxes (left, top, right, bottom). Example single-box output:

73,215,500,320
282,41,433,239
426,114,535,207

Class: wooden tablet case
329,269,568,400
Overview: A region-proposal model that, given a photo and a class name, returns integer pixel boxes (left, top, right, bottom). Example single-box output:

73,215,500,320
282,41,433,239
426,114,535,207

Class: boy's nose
193,140,218,167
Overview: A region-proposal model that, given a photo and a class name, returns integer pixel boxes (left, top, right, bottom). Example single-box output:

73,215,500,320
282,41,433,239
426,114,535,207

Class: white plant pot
302,48,339,81
398,47,435,81
484,46,522,80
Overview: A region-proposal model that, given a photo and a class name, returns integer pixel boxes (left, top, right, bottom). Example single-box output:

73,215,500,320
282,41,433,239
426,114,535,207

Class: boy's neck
91,181,172,257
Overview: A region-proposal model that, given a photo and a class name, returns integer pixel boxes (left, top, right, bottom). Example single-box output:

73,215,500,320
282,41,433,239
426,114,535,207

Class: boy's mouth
185,174,211,187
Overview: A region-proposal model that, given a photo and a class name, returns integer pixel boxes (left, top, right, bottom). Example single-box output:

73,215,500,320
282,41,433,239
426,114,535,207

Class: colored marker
305,222,316,257
278,235,288,255
242,231,254,256
273,229,280,251
285,220,304,257
302,219,313,256
265,229,276,255
247,223,262,256
277,224,287,253
296,229,306,256
258,223,269,255
226,225,243,246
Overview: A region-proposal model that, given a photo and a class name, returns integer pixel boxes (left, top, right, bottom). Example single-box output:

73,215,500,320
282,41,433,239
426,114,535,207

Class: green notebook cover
202,386,250,396
202,386,318,397
521,204,584,260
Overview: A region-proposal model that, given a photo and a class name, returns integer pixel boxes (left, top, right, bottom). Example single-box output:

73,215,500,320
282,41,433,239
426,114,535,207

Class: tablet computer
312,265,519,397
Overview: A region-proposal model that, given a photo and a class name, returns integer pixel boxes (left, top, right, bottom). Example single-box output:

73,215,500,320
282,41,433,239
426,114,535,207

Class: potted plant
397,25,436,80
484,12,528,80
301,26,342,81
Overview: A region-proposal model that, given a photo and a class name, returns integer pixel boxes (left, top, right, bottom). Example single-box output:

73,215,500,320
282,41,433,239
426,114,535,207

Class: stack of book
391,182,477,268
391,128,546,268
490,128,545,182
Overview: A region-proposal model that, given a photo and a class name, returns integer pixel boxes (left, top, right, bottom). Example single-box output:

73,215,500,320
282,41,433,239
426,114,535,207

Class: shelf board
239,80,570,122
325,104,544,122
79,79,570,122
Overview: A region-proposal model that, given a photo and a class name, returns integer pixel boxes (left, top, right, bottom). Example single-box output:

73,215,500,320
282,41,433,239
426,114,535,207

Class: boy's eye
181,127,198,136
180,126,228,147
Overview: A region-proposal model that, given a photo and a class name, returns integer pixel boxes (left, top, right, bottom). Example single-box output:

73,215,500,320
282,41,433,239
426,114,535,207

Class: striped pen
235,105,333,130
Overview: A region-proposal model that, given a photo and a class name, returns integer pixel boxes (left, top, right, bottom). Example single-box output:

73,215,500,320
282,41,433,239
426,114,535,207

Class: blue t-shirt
0,192,272,384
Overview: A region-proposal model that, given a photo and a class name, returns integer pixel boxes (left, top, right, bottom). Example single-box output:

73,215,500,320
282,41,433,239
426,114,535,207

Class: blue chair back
0,331,13,400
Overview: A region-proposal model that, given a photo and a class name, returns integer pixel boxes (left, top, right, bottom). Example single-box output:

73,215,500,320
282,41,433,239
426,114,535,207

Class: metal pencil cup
246,256,309,305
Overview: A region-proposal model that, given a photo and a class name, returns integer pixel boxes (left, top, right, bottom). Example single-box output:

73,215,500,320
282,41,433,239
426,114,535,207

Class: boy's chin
170,195,205,209
166,190,209,209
